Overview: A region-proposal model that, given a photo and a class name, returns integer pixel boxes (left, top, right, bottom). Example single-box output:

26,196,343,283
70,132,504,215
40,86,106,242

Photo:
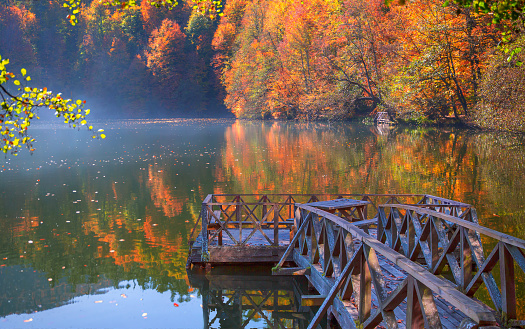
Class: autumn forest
0,0,524,130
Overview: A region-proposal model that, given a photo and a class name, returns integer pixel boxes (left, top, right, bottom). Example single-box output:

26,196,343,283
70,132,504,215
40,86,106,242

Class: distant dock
187,193,524,328
374,111,394,125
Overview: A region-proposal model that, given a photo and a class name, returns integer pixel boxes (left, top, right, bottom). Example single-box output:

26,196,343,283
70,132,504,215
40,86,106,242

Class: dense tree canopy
1,0,524,157
0,0,228,155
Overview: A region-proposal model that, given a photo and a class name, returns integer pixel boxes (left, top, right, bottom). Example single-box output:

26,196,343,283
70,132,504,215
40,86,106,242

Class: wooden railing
378,204,525,327
192,194,474,251
195,194,474,262
274,204,498,329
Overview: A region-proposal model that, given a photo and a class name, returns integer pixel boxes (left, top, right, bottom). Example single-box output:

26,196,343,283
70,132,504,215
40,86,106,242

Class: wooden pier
187,194,525,328
374,111,394,125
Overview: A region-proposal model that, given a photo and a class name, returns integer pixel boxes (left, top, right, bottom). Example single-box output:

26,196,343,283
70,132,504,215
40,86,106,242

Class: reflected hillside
216,121,377,194
217,122,525,238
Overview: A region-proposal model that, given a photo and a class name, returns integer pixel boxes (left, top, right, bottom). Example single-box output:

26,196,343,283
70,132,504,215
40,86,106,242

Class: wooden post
201,203,208,262
377,207,385,243
274,204,279,246
461,227,473,292
500,243,516,321
262,195,268,225
359,248,371,323
406,276,424,329
430,217,439,270
236,197,242,245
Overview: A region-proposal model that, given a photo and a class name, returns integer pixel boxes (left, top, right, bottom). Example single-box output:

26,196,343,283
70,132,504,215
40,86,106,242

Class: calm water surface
1,119,525,327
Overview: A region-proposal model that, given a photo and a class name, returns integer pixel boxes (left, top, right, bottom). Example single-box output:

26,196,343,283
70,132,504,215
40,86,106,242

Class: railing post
201,202,209,262
274,204,279,246
460,227,473,292
358,246,372,323
262,195,267,225
500,242,516,321
430,216,439,270
236,196,242,245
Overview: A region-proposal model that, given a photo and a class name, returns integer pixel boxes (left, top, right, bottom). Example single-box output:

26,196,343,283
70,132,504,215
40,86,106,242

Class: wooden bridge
187,194,525,328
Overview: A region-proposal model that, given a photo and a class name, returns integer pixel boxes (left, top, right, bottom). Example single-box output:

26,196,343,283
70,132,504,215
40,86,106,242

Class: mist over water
1,119,525,327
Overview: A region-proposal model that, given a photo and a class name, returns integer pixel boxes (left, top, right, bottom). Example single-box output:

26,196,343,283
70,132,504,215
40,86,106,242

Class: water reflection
188,266,313,329
1,119,525,325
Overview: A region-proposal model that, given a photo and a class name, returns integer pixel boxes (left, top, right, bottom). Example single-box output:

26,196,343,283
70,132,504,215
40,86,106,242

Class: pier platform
187,194,525,328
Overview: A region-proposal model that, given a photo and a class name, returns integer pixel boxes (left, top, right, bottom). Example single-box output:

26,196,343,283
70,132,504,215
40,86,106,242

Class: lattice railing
379,204,525,327
196,194,473,262
274,204,497,329
189,194,472,248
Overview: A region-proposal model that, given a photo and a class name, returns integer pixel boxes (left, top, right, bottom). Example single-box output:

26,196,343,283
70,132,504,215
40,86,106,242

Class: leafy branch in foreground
0,56,104,155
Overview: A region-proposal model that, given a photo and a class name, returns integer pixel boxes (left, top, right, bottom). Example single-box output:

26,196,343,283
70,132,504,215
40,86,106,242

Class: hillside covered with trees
0,0,226,118
1,0,524,129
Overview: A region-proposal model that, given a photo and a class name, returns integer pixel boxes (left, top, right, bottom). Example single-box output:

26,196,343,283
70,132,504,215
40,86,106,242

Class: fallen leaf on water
173,303,179,307
121,294,127,298
24,318,33,323
142,313,147,317
94,300,103,303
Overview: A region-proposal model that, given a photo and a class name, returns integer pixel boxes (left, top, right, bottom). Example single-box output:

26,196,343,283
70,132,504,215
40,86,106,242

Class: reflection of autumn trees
147,164,184,217
217,122,525,239
216,121,374,194
0,162,200,303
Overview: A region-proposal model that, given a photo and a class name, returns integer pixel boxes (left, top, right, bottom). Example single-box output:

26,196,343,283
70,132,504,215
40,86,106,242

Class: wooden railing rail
378,204,525,326
205,193,471,221
275,204,497,329
200,194,474,262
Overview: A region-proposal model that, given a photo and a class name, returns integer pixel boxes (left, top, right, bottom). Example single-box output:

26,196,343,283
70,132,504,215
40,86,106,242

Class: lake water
1,119,525,327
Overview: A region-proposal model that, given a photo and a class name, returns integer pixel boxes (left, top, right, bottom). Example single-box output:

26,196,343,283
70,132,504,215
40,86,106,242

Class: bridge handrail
277,204,496,328
379,203,525,326
383,204,525,249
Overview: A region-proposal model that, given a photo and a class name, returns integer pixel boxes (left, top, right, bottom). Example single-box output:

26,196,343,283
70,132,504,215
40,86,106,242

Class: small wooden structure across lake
187,194,525,328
